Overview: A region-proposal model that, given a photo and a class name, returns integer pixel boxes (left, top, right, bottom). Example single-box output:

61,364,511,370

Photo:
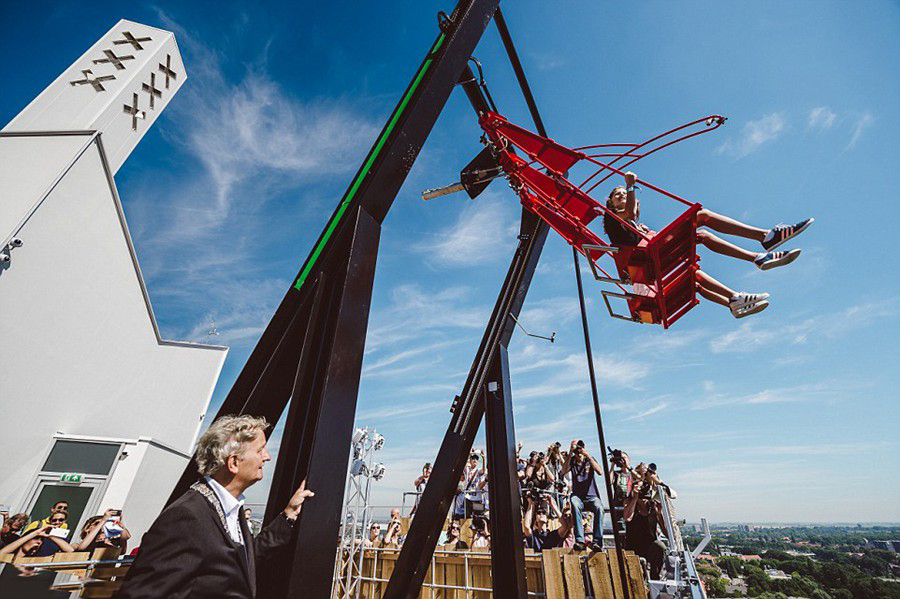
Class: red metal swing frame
477,111,726,328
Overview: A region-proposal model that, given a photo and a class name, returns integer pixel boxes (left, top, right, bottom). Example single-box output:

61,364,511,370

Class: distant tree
716,556,744,578
707,576,728,597
745,565,770,596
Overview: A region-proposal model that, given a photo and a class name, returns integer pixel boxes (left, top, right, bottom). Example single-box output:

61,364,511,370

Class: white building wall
0,20,226,531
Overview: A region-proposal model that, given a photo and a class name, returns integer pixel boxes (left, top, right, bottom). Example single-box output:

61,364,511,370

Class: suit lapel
191,484,254,592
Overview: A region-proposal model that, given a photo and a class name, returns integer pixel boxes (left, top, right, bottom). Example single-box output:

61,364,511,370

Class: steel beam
483,345,527,598
166,3,504,598
383,216,548,599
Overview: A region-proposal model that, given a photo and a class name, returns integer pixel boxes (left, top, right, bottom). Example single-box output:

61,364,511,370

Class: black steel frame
165,3,630,598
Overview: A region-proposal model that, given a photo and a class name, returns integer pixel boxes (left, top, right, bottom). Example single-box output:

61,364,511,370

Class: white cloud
716,113,787,159
689,381,839,410
625,401,668,421
709,299,896,353
133,12,379,348
807,106,837,130
417,193,519,267
847,112,875,149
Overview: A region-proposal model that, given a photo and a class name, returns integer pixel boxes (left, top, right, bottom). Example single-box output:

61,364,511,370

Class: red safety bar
478,112,725,328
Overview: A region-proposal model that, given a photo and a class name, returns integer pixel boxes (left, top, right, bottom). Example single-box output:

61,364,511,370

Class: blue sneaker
755,248,801,271
762,218,814,251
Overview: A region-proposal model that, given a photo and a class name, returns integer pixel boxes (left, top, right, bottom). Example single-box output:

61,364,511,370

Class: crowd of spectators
0,501,131,559
376,438,676,582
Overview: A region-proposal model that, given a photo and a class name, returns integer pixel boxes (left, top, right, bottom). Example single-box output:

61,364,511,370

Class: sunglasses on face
50,520,65,524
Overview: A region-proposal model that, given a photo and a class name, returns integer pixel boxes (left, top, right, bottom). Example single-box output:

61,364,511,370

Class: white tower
0,20,226,543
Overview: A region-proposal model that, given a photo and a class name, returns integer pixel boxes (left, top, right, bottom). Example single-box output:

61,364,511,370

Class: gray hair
195,415,270,477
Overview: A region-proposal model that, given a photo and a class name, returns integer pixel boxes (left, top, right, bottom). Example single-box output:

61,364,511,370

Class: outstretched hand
284,479,315,520
624,171,637,187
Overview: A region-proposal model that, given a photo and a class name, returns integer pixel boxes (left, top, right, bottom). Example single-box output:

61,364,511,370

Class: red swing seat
477,111,724,329
595,204,701,328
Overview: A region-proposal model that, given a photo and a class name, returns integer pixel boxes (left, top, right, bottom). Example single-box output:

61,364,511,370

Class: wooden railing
333,545,647,599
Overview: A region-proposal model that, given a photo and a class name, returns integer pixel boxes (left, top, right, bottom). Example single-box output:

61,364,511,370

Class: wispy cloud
807,106,837,130
131,12,379,347
846,112,875,149
625,401,668,421
716,113,787,159
709,299,896,353
417,192,518,268
689,381,839,410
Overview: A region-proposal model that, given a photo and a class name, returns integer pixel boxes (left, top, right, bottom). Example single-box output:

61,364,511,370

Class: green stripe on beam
293,33,447,291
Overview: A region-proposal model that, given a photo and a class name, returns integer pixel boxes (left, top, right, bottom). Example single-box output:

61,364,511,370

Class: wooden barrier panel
625,551,648,599
587,551,615,599
606,550,625,599
562,551,586,599
90,547,122,561
541,548,566,599
15,555,53,565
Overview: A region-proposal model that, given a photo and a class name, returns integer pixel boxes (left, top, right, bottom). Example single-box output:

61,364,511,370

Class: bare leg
697,230,760,262
697,209,767,242
696,269,734,307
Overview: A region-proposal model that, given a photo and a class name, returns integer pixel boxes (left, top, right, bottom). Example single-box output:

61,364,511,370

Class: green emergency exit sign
60,473,83,483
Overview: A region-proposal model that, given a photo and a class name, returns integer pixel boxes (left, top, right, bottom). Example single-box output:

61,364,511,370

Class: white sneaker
729,292,770,310
731,300,769,318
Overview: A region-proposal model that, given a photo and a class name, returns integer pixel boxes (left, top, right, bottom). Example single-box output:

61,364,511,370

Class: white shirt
204,476,245,545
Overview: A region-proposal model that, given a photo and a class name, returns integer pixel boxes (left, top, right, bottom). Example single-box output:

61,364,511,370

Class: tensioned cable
494,7,631,597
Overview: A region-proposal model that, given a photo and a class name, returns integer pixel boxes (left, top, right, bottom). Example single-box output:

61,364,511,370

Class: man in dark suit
116,415,314,599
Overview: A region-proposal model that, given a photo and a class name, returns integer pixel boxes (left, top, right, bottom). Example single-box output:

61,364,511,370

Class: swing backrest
611,204,701,328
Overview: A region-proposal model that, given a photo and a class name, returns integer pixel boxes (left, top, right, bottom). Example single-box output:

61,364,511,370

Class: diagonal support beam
484,345,528,597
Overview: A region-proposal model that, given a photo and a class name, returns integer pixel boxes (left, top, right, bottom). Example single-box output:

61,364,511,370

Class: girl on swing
604,171,813,318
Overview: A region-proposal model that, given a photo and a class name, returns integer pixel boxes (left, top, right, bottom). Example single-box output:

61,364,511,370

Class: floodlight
372,463,386,481
372,433,385,451
352,428,368,446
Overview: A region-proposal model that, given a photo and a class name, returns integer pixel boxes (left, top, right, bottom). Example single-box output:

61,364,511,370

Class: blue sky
4,1,898,523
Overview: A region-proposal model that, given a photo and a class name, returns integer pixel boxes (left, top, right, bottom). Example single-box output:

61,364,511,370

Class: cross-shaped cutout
158,54,177,89
93,49,135,70
69,69,116,92
123,93,146,131
141,73,162,109
113,31,152,51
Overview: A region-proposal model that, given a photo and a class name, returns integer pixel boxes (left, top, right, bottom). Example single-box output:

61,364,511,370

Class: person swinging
604,171,813,318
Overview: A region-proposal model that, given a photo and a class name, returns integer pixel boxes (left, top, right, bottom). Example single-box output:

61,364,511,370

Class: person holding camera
77,508,131,553
455,450,486,518
0,523,75,558
563,439,605,551
383,508,403,546
410,462,431,516
471,515,490,549
523,495,570,552
624,469,668,579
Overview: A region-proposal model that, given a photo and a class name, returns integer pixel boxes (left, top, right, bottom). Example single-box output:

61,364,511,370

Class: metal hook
509,313,555,343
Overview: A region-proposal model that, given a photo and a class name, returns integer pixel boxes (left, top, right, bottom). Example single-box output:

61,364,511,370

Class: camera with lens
638,480,653,499
608,447,626,467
